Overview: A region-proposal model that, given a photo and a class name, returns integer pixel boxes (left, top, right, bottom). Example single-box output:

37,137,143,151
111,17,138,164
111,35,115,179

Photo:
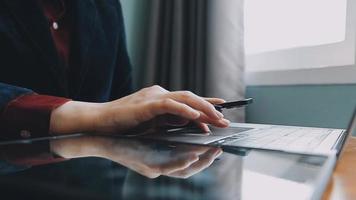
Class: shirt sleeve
0,93,71,166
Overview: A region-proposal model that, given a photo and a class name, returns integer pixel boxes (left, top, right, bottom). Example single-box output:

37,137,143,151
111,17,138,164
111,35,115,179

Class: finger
181,121,211,134
167,148,223,179
144,85,170,94
166,91,223,120
197,112,230,128
157,153,200,175
146,99,201,121
132,168,161,179
123,144,201,179
195,122,211,133
204,97,226,104
174,145,211,156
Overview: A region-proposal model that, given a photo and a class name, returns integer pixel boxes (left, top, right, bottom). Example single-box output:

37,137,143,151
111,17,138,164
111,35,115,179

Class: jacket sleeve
0,82,70,172
0,82,33,114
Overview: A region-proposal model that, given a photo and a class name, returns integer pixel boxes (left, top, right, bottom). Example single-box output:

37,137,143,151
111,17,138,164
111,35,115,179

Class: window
245,0,347,55
244,0,356,85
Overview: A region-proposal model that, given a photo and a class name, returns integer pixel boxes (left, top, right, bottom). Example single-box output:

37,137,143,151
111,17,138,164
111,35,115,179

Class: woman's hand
50,85,230,135
105,139,223,179
50,136,222,179
50,85,227,178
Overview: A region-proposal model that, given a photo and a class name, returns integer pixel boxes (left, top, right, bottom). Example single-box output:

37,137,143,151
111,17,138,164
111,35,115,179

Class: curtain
120,1,246,199
205,0,245,122
124,0,245,122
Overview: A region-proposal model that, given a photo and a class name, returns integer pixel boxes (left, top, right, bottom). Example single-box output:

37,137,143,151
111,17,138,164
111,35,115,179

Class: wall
246,85,356,130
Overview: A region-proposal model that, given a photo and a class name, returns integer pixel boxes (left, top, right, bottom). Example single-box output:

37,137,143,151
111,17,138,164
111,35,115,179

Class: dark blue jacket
0,0,132,197
0,0,132,110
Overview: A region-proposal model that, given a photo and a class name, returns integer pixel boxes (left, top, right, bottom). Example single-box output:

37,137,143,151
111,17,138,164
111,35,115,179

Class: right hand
50,85,230,135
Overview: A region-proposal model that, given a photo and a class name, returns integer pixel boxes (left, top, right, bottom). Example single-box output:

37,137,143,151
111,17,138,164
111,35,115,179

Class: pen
214,98,253,112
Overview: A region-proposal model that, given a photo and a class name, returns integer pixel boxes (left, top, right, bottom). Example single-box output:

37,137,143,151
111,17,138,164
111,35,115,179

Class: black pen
214,98,253,112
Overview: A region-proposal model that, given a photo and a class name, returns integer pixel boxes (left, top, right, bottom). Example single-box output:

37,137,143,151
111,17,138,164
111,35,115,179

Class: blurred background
120,0,356,131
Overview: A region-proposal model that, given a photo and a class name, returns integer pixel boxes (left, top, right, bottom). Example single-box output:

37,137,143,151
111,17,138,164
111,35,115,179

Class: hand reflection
51,136,222,179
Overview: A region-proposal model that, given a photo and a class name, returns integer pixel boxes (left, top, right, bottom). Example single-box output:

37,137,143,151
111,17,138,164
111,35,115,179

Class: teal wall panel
246,85,356,130
121,0,151,89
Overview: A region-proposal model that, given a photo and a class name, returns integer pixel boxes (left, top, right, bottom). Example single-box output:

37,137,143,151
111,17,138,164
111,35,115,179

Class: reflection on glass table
0,136,332,200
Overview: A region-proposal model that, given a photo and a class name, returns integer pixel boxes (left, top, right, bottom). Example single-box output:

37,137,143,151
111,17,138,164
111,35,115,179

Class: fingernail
221,119,230,126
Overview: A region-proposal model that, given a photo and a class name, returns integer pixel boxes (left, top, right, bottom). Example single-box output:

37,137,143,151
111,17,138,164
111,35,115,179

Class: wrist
50,101,102,134
50,136,110,159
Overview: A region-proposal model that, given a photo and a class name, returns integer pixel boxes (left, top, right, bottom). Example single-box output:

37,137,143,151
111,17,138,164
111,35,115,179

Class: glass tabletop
0,135,334,200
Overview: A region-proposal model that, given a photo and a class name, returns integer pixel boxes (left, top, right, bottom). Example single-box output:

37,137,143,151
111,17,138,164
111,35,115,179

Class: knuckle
181,91,193,98
145,163,157,171
139,88,151,96
173,171,190,179
149,165,163,175
143,85,168,96
141,86,151,92
151,85,161,89
146,173,160,179
160,99,174,108
151,85,165,92
200,99,215,111
142,85,162,93
176,105,187,114
206,102,216,110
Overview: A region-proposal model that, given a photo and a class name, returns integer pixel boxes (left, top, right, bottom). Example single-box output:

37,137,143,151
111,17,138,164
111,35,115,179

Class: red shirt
39,0,71,66
0,0,72,166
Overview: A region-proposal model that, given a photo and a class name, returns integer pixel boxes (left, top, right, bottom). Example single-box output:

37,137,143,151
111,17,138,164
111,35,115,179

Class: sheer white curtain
206,0,245,122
